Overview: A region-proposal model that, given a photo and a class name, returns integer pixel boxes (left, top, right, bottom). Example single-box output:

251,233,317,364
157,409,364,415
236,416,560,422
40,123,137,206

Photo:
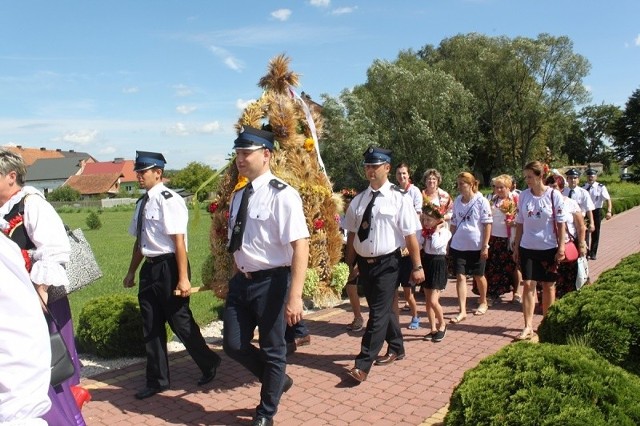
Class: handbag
38,292,76,387
575,256,590,290
49,226,103,302
550,189,579,263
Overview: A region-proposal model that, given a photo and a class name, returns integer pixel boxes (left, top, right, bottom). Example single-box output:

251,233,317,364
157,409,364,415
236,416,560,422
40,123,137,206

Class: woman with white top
448,172,493,324
419,203,451,342
482,174,519,304
545,175,587,298
421,169,453,223
513,161,567,341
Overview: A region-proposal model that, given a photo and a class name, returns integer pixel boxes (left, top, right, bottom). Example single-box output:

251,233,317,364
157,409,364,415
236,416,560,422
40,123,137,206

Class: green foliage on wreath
538,253,640,376
76,294,146,358
445,343,640,426
303,268,320,299
330,262,349,294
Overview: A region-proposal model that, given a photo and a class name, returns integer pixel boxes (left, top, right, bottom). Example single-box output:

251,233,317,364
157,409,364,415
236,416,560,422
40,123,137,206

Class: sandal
449,314,467,324
401,304,411,312
407,316,420,330
514,328,534,341
474,304,488,316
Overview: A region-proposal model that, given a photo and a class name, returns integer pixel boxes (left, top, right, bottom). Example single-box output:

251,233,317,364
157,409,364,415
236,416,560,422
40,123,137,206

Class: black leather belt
242,266,290,281
359,249,400,264
145,253,175,264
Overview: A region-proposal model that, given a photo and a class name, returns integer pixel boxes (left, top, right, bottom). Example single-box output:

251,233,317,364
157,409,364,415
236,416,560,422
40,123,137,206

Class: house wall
27,179,67,196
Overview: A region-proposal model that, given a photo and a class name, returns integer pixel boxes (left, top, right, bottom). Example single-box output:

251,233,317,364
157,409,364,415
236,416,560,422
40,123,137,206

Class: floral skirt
555,260,578,299
474,236,516,298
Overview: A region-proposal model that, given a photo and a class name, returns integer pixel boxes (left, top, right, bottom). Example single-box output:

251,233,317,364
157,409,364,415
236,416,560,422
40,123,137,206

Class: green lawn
60,207,224,331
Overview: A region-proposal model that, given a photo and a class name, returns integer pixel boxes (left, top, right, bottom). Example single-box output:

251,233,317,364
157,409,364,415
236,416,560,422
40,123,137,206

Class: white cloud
332,6,357,15
176,105,197,115
310,0,330,7
122,86,139,94
635,34,640,46
236,98,256,110
199,121,221,133
55,129,99,145
173,84,193,97
208,45,244,72
271,9,292,21
99,146,116,155
165,122,190,136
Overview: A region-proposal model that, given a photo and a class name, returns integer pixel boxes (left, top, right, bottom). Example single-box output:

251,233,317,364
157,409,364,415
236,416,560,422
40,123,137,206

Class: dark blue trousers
355,253,404,373
223,269,290,420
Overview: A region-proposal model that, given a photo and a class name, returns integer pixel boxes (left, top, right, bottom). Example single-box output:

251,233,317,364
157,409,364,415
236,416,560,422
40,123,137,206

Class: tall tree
321,53,478,191
614,88,640,166
419,33,590,178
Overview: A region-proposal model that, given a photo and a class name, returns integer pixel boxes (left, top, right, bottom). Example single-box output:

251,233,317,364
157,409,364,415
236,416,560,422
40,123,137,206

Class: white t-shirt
450,193,493,251
563,197,581,242
489,195,518,239
0,237,51,424
516,188,567,250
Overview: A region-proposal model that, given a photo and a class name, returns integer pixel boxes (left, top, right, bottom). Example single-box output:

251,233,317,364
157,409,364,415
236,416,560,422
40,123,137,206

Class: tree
419,33,590,179
321,53,478,191
562,104,621,168
614,88,640,167
48,185,81,202
167,162,217,201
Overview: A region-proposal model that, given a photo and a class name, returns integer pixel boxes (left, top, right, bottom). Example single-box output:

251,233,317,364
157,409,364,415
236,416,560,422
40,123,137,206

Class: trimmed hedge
538,254,640,376
445,343,640,426
76,294,145,358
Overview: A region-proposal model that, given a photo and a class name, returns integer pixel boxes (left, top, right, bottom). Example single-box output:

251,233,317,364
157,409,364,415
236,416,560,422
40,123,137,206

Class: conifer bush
445,343,640,426
76,294,145,358
86,210,102,230
538,254,640,376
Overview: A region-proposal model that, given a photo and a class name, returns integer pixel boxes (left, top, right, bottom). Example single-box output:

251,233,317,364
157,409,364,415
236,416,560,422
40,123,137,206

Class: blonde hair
0,149,27,186
422,169,442,186
457,171,479,192
492,174,513,188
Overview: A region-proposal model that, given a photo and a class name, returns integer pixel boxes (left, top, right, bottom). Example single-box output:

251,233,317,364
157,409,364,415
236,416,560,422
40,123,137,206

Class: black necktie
228,183,253,253
358,191,380,242
568,189,575,198
136,194,149,247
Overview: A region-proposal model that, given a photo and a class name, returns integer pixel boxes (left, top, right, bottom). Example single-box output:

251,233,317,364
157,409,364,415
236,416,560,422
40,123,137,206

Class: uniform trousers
355,251,404,373
588,208,603,257
223,268,290,420
138,255,218,389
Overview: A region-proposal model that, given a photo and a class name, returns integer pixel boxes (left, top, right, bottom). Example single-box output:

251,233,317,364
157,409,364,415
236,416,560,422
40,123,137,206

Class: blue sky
1,0,639,169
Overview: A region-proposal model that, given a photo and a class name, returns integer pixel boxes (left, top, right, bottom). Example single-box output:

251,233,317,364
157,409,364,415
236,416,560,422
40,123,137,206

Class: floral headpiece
421,201,444,220
340,188,357,201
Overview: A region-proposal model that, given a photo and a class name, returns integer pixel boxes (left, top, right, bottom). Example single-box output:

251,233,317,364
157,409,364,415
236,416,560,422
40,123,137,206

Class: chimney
56,148,62,152
17,145,22,149
40,147,46,151
69,149,75,153
113,157,124,163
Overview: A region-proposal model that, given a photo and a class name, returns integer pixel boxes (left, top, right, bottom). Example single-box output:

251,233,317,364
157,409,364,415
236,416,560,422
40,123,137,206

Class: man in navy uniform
582,168,613,260
563,168,595,252
223,126,309,426
123,151,221,400
343,146,424,383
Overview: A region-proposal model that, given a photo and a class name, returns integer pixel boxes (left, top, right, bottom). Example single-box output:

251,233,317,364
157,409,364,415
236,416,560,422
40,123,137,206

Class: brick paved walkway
81,206,640,425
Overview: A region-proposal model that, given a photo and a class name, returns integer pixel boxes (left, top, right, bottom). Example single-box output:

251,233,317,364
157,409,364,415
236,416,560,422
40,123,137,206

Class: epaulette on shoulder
161,190,173,199
391,184,407,194
269,179,288,190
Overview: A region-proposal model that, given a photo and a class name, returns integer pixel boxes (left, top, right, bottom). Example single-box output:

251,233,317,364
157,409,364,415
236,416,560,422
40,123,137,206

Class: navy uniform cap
134,151,166,172
585,168,598,176
363,145,392,165
565,168,580,177
233,126,275,151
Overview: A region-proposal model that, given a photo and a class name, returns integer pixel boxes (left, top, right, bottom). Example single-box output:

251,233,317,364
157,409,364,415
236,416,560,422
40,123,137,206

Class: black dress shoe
252,416,274,426
286,341,297,355
134,386,168,400
374,352,405,366
198,353,222,386
282,374,293,393
294,334,311,347
346,367,368,383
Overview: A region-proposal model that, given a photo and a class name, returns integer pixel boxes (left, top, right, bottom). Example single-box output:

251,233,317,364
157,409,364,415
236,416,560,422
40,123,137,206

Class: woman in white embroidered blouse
448,172,493,324
512,161,567,341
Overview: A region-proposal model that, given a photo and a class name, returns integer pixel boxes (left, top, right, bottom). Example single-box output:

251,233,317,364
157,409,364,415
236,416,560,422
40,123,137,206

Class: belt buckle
366,258,376,264
243,272,253,280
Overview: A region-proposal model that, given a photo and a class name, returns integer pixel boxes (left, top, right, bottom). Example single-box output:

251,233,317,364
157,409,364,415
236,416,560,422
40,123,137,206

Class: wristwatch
412,265,423,271
482,244,490,249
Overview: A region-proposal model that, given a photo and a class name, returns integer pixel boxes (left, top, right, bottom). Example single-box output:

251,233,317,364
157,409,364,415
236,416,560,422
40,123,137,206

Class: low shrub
76,294,145,358
445,343,640,426
538,254,640,376
85,210,102,230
